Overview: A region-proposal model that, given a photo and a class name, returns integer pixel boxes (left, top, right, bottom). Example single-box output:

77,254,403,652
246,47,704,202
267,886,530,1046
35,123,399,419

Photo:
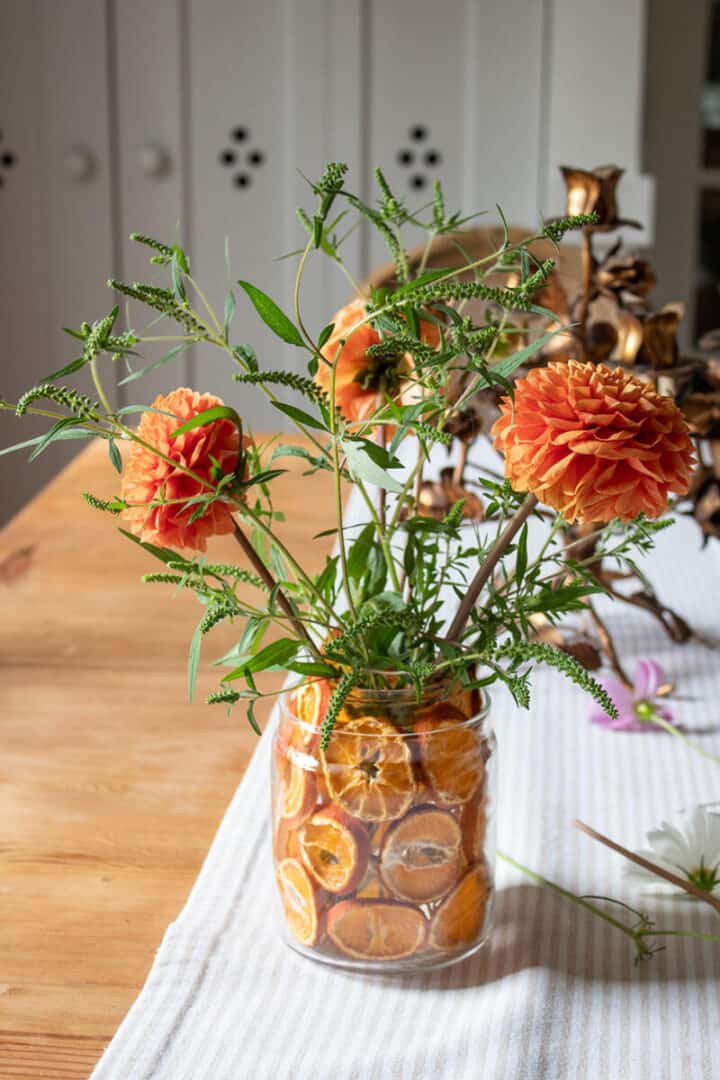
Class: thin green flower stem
90,357,114,417
0,401,86,423
649,930,720,943
355,479,402,592
187,275,223,337
648,716,720,766
140,334,201,344
497,851,644,939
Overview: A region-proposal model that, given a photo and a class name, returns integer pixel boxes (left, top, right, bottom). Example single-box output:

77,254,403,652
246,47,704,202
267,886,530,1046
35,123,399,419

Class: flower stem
649,715,720,767
230,520,318,655
446,493,538,641
573,820,720,914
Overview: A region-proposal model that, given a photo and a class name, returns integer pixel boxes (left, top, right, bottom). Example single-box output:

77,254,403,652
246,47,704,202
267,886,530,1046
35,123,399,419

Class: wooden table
0,439,335,1079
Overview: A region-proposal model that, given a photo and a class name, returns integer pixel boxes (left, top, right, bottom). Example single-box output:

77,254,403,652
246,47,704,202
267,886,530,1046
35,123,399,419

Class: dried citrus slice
279,760,317,825
429,863,490,952
379,806,465,903
321,714,416,822
327,899,427,961
276,857,323,946
460,794,488,863
298,806,370,894
415,706,484,805
446,680,478,719
274,817,300,861
289,679,331,749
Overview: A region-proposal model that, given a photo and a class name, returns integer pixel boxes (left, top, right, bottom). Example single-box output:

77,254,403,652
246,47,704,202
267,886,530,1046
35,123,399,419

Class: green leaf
272,400,327,431
286,660,338,678
118,343,192,386
170,405,242,440
223,637,303,680
236,280,306,347
118,527,180,566
224,288,236,340
108,438,123,473
341,438,404,493
515,523,528,585
28,417,85,461
41,356,87,382
474,327,567,389
347,524,375,580
0,429,92,458
188,622,203,703
317,322,335,349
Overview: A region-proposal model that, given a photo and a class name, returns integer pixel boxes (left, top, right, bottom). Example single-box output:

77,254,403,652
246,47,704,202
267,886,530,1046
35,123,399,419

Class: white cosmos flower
624,806,720,897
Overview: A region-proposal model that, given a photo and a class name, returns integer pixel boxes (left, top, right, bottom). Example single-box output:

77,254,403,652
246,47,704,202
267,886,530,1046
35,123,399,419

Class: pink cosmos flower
590,659,675,732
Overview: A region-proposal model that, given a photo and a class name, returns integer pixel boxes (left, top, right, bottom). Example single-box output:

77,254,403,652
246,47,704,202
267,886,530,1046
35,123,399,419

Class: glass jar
271,676,496,972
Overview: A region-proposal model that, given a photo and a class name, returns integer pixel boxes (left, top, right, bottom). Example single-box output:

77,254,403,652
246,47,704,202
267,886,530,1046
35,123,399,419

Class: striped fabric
92,482,720,1079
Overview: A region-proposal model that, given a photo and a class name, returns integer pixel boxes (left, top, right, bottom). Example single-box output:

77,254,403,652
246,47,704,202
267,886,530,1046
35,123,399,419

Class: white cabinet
0,0,115,521
1,0,652,523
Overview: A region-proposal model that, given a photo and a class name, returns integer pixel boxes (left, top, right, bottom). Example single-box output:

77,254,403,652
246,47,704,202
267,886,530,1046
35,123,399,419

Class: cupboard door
365,0,545,270
185,0,363,430
111,0,189,403
0,0,114,521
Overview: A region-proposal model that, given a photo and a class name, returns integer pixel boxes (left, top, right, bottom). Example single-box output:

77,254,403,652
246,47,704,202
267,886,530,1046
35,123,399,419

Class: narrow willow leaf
118,343,191,386
41,356,87,382
224,288,236,340
237,280,306,348
28,417,85,461
108,438,123,473
474,328,567,390
272,400,327,431
188,622,203,703
170,405,242,439
515,523,528,585
118,527,180,566
0,429,91,458
223,637,302,680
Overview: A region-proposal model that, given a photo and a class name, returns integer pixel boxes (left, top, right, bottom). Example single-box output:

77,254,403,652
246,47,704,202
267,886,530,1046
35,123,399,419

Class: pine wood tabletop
0,437,336,1079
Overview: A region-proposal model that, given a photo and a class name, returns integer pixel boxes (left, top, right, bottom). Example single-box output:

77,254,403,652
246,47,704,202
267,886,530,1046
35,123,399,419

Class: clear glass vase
270,676,496,972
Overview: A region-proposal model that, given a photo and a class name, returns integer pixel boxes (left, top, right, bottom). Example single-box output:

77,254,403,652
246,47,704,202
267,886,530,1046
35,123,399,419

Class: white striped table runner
91,503,720,1079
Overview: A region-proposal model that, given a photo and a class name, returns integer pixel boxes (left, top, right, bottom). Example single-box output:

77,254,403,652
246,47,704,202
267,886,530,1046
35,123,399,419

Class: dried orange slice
298,805,370,894
279,760,317,825
429,863,490,952
379,806,465,903
327,899,427,960
274,817,300,861
446,680,478,719
415,706,484,805
321,714,416,822
276,857,323,946
289,679,331,749
460,794,488,863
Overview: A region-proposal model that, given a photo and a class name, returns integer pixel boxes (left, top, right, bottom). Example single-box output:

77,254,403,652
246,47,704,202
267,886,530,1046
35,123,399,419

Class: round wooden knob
63,146,95,181
138,143,170,178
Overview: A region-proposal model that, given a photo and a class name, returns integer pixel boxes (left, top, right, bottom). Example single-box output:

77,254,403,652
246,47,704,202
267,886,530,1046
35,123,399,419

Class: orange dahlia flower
315,297,440,424
492,361,694,523
121,387,243,551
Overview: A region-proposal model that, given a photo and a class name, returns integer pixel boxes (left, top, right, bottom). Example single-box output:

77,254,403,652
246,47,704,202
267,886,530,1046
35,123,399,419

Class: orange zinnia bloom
121,387,243,551
492,361,695,523
315,297,440,424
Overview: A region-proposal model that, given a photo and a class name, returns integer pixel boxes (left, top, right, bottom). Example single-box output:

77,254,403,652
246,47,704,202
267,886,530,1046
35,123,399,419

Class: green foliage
2,161,673,743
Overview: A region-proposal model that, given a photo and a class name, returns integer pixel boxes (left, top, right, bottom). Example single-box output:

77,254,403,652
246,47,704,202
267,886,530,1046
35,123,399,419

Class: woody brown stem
231,520,316,652
586,599,633,689
574,820,720,915
446,493,538,642
577,228,594,360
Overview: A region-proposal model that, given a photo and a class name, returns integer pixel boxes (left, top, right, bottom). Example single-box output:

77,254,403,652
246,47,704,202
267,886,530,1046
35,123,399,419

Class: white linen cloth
91,478,720,1079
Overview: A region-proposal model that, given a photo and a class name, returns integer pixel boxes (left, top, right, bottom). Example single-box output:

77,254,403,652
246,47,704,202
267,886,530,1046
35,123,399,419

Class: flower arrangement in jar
1,164,695,970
